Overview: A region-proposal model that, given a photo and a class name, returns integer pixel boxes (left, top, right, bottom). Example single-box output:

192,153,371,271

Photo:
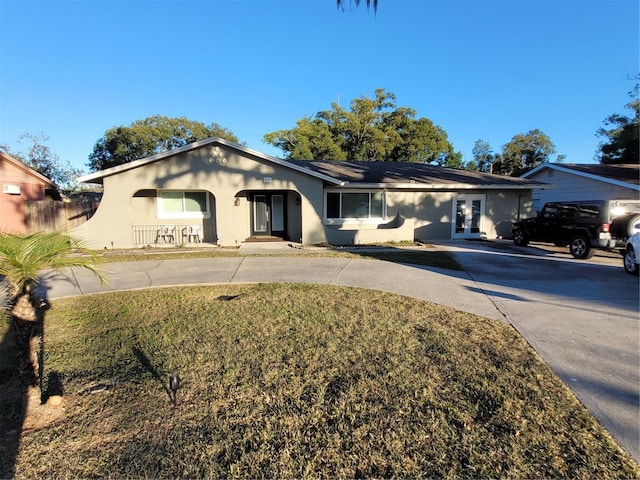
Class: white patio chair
156,225,176,243
183,225,202,243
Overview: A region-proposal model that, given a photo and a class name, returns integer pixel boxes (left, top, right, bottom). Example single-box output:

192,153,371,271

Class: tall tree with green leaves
0,232,108,390
596,84,639,164
492,129,562,176
467,139,496,173
264,88,461,166
88,115,240,171
1,133,84,192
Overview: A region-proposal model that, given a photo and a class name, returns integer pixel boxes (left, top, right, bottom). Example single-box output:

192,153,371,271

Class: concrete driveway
39,240,639,461
436,240,640,461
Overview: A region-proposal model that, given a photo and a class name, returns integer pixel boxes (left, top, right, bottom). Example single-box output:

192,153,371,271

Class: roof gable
522,163,640,190
77,137,343,185
0,151,56,186
77,137,543,190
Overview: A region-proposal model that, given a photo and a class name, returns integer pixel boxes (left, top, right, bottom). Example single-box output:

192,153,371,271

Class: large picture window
158,191,209,218
325,191,385,222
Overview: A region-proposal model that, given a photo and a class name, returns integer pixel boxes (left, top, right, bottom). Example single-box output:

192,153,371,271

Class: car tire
627,214,640,237
611,213,640,240
513,228,529,246
569,235,594,259
624,247,639,275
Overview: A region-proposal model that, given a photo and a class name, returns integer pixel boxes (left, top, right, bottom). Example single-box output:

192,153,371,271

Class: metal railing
132,224,203,246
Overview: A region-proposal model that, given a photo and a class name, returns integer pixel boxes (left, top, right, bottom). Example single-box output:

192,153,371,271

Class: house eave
522,163,640,191
77,137,344,186
334,182,539,190
0,151,57,187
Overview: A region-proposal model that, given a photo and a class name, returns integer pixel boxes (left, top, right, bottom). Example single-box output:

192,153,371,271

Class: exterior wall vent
2,184,21,195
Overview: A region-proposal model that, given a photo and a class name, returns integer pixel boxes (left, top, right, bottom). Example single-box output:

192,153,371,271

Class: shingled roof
522,163,640,188
287,159,543,188
77,136,544,190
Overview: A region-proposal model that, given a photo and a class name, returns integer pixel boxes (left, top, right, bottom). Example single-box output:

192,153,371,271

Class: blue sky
1,0,638,172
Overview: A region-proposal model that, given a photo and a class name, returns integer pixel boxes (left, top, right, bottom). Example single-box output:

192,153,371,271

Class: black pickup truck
512,200,640,259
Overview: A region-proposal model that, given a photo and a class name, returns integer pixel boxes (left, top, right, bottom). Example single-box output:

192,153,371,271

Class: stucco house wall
383,189,532,241
75,138,541,248
287,188,534,246
73,143,329,249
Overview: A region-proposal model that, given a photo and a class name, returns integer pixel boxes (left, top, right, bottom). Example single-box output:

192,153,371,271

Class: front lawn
1,284,637,478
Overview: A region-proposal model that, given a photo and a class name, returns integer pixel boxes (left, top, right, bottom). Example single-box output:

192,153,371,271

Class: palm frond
0,231,109,294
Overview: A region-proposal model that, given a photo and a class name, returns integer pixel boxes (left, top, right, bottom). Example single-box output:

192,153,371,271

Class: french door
251,193,285,238
452,194,485,238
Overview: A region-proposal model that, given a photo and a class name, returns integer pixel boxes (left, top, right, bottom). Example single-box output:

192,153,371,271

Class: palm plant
0,231,108,390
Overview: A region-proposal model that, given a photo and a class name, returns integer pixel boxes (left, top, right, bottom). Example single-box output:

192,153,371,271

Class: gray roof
76,136,543,190
523,163,640,188
78,138,342,185
555,164,639,186
287,159,543,188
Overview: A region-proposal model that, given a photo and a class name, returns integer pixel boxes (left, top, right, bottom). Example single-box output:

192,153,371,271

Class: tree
264,117,347,160
468,139,496,173
1,133,84,192
0,231,108,390
88,115,240,171
492,129,561,176
596,84,639,164
264,88,461,166
337,0,378,12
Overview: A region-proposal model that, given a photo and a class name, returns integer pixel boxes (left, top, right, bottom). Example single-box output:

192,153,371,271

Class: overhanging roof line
0,151,57,187
522,163,640,191
77,137,344,185
327,183,540,190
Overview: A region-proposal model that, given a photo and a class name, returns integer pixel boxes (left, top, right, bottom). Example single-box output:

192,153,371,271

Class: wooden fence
24,199,99,234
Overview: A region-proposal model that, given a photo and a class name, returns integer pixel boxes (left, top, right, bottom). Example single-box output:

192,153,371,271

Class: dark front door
251,193,285,238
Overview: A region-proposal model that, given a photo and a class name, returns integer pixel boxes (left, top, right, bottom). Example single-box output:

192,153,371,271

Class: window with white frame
158,191,210,218
325,191,385,223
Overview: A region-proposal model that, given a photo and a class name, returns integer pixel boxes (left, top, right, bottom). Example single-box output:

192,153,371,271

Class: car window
542,204,558,218
579,204,601,219
558,204,578,219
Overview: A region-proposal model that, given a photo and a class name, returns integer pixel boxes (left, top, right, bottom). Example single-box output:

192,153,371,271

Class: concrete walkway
39,240,639,461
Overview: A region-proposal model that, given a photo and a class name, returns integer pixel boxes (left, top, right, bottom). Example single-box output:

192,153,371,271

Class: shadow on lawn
0,285,51,478
0,324,24,479
132,346,174,403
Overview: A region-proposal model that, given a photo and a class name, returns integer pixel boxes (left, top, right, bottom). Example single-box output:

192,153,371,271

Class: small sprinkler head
169,372,180,405
169,372,180,393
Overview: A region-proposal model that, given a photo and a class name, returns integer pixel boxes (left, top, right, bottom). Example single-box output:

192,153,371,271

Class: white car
623,232,640,275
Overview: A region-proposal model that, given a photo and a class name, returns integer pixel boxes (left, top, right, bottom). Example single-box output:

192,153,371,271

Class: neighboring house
0,151,57,234
74,138,543,249
522,163,640,212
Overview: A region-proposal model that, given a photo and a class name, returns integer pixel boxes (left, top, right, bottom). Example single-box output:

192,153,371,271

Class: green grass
2,284,637,478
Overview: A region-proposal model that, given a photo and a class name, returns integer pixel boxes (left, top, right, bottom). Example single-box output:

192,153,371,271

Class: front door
452,194,485,238
251,193,285,238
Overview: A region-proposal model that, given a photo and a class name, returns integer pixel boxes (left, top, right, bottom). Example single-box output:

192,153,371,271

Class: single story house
521,163,640,212
74,138,543,249
0,151,57,234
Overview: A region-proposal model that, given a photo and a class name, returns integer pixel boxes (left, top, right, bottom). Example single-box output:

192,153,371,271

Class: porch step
243,236,286,243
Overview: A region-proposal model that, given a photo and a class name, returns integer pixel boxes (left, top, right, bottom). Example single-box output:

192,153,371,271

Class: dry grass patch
1,284,637,478
97,245,463,270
